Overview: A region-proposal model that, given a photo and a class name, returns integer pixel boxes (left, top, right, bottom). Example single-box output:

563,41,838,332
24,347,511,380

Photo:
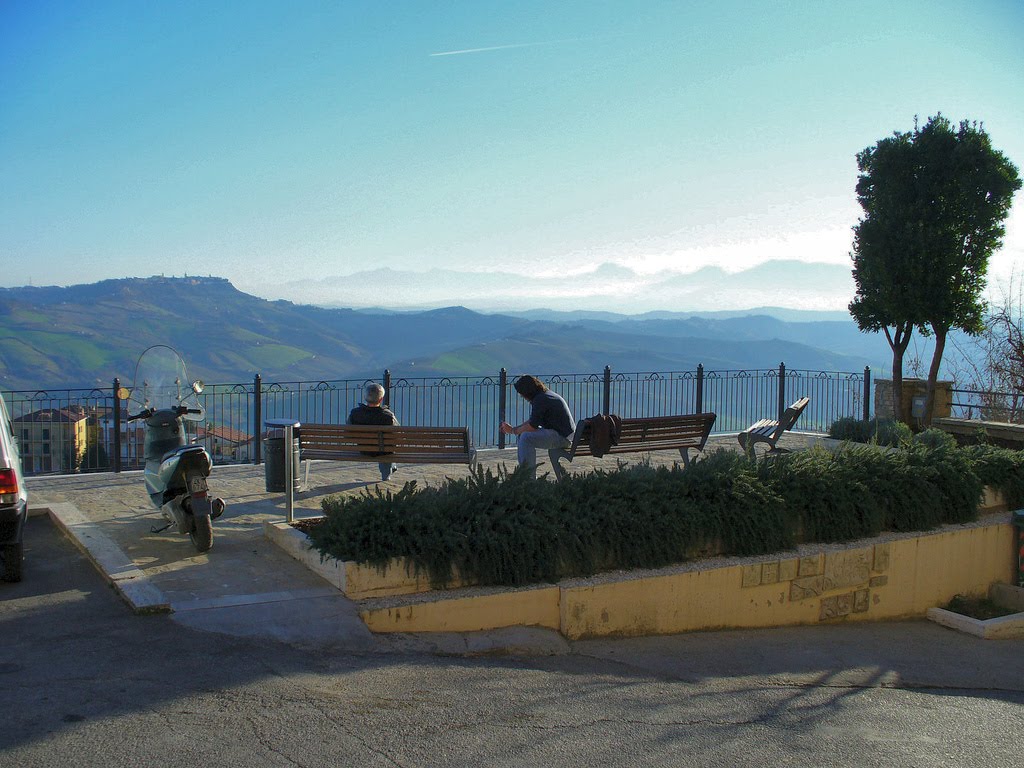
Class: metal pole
863,366,872,422
112,378,122,473
603,366,612,415
696,364,704,414
778,362,787,423
498,368,507,449
253,373,262,465
284,422,295,523
383,369,391,407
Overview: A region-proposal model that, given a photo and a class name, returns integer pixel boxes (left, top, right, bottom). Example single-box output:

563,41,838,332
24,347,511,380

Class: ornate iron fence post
777,362,787,423
112,377,122,473
603,366,611,415
863,366,871,422
498,368,507,449
253,373,262,465
696,364,704,414
383,369,391,406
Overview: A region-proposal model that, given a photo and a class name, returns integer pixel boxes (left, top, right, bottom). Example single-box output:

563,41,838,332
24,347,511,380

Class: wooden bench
551,412,717,481
297,423,477,476
737,396,810,455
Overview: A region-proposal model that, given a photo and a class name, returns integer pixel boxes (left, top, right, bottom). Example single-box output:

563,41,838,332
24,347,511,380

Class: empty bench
297,424,477,476
552,412,717,481
737,396,810,455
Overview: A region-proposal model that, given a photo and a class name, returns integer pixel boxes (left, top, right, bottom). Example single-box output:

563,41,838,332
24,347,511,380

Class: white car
0,394,27,582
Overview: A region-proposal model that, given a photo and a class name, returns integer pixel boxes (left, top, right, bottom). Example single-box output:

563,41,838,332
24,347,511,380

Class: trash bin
264,432,300,493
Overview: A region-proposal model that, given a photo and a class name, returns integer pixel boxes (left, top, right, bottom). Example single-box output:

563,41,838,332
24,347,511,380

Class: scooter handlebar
126,406,201,420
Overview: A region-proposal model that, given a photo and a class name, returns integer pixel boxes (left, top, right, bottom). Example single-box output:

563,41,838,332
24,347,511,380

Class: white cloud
619,227,855,276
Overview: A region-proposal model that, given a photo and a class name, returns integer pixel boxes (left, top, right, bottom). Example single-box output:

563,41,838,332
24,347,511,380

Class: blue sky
2,1,1022,310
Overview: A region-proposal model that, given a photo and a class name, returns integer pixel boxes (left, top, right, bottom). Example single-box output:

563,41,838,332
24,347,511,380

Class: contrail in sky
429,40,569,57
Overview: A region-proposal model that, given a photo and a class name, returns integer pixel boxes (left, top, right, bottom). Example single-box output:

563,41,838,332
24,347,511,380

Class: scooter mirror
192,380,204,395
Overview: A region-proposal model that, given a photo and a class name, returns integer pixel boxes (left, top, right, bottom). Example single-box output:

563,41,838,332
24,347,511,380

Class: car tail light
0,468,18,504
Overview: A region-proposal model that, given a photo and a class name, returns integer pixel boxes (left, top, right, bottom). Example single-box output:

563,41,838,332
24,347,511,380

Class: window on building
42,428,50,440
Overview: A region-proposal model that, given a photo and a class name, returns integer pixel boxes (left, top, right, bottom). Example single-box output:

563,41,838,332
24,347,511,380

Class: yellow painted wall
560,521,1014,639
344,558,471,600
872,524,1014,618
360,586,561,634
561,563,820,639
352,519,1014,637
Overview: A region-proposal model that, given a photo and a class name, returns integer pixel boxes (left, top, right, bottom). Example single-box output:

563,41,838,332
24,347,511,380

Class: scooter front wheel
190,514,213,553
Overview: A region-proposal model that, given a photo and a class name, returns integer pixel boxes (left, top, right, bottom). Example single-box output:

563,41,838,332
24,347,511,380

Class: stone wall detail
742,544,891,623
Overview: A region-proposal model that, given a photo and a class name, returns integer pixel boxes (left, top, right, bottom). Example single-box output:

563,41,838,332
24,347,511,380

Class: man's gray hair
364,383,385,404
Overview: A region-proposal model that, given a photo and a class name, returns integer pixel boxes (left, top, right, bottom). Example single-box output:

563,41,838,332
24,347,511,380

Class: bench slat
296,423,476,469
737,397,809,453
567,413,716,460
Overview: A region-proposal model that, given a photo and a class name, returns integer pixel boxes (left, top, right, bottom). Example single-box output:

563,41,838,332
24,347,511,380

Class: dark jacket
347,403,399,427
581,413,622,458
347,404,399,456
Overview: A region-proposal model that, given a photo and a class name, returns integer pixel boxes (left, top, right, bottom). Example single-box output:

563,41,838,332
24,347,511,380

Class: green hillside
0,276,874,391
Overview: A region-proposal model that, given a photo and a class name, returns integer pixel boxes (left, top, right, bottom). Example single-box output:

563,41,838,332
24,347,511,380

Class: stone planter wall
874,378,953,424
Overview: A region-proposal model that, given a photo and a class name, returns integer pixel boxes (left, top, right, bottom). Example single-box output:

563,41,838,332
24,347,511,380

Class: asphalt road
2,515,1022,768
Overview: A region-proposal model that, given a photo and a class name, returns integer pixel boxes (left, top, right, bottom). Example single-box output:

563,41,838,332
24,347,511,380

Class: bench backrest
574,412,716,456
774,397,810,438
298,423,475,460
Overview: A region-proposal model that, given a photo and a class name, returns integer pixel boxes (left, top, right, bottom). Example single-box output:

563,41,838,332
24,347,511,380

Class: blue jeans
516,429,571,479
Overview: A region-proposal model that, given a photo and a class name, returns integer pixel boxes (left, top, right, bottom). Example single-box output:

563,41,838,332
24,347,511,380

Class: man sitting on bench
500,375,576,479
347,382,399,481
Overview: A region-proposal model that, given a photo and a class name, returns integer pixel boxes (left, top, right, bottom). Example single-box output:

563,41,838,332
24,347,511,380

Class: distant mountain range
236,259,857,314
0,275,892,391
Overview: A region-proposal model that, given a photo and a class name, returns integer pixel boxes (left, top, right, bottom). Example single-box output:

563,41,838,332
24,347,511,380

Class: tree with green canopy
849,115,1020,425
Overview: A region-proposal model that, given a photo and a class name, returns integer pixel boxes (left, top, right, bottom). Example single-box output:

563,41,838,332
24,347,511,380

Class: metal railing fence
3,363,872,476
950,387,1024,423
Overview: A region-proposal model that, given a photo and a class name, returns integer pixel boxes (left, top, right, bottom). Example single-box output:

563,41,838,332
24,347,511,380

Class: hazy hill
0,276,878,390
238,259,857,314
405,326,867,377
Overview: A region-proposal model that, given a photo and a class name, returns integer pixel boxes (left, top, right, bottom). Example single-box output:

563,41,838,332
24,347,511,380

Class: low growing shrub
309,439,1020,588
828,417,912,447
962,443,1024,507
311,454,793,588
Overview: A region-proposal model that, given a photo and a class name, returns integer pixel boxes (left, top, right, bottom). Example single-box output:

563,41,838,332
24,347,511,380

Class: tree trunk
923,326,948,427
885,322,914,425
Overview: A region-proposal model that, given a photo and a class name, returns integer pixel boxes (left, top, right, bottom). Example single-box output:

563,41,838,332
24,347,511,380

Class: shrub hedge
828,417,913,446
308,441,1022,589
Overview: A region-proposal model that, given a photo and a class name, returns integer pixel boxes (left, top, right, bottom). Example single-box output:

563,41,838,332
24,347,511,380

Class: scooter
125,345,224,553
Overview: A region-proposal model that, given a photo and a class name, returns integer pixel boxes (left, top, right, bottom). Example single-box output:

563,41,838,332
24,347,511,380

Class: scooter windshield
128,345,206,422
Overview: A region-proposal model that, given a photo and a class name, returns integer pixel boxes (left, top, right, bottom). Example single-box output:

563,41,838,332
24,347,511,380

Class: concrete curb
40,500,171,614
264,520,345,591
927,606,1024,639
927,584,1024,639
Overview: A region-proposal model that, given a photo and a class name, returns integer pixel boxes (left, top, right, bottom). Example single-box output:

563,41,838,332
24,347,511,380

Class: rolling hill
0,276,879,391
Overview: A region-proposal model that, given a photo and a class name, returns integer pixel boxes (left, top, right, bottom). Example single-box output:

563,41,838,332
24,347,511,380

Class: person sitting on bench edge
499,375,576,479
